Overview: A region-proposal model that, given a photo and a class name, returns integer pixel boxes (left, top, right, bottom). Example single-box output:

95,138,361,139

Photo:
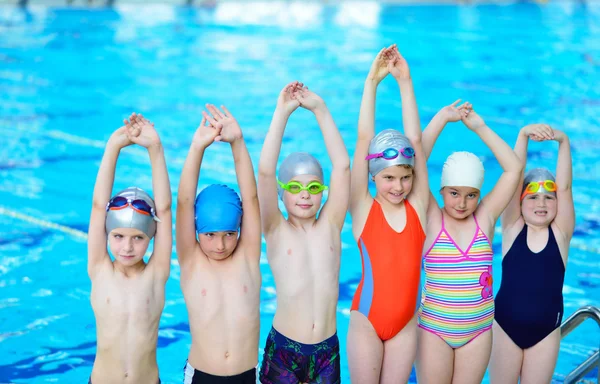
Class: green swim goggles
277,180,328,194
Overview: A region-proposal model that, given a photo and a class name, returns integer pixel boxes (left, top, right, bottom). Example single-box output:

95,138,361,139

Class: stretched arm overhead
88,117,138,278
387,45,429,214
127,114,173,280
204,104,261,260
422,100,471,160
296,87,350,230
551,129,575,238
463,109,524,224
258,81,302,234
176,115,221,268
350,47,391,215
501,123,554,231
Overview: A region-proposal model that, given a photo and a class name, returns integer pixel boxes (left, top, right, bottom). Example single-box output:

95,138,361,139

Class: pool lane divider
1,205,599,255
0,205,88,241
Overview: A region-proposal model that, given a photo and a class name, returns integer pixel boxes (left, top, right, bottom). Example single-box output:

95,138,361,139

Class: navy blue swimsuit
495,225,565,349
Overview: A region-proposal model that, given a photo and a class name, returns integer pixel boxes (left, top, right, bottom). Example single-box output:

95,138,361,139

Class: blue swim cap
194,184,243,234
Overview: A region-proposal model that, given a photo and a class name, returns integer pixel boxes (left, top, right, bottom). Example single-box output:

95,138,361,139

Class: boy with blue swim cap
257,81,350,383
88,113,172,384
176,104,261,383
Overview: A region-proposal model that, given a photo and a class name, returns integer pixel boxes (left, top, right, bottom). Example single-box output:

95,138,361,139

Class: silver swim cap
105,187,159,238
441,151,485,190
367,129,415,176
277,152,324,199
522,167,556,198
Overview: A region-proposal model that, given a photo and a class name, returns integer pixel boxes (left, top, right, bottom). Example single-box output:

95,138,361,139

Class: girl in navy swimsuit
490,124,575,384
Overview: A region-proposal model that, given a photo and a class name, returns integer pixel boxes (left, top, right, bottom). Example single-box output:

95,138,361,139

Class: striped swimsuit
418,213,494,349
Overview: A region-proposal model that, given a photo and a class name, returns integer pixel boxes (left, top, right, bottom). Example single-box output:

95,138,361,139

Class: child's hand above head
385,44,411,81
109,124,135,149
277,81,302,116
551,128,567,143
442,99,472,123
522,123,554,142
203,104,242,143
192,115,221,150
126,113,162,149
461,107,487,132
296,86,326,112
366,47,390,84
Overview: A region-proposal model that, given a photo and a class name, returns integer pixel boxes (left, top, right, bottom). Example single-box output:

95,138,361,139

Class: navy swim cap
194,184,243,234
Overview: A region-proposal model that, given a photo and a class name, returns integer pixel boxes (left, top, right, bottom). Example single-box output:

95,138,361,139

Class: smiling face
373,165,414,205
521,193,557,227
441,186,481,220
282,174,324,220
198,231,239,260
107,227,150,266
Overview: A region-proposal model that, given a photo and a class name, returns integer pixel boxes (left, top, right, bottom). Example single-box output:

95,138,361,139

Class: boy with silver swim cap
105,186,160,239
491,124,574,384
258,81,350,382
416,101,523,384
88,113,172,384
347,44,430,382
176,104,261,383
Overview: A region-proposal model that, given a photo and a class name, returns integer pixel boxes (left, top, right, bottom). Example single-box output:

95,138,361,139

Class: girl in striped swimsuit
416,101,523,384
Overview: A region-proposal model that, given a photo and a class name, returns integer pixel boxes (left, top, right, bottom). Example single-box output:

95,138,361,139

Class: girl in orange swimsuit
347,45,430,383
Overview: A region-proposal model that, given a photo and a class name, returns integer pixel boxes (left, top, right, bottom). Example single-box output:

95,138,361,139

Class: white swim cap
441,151,484,190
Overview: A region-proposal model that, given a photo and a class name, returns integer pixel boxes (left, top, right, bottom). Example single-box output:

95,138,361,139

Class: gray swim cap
367,129,415,176
277,152,324,199
522,167,556,198
105,187,159,238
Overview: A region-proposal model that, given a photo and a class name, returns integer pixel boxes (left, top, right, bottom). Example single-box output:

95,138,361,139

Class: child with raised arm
88,113,172,384
257,82,350,383
490,124,574,384
346,44,430,383
176,104,261,384
416,103,523,384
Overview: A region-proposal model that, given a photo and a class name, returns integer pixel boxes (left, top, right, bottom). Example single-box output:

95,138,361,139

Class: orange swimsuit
351,199,425,341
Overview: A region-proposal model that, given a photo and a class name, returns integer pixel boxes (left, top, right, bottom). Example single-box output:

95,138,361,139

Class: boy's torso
90,263,164,383
267,219,341,344
181,249,261,375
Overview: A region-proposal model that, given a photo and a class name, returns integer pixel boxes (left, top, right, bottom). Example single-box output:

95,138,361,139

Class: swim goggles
106,196,160,221
277,180,328,194
520,180,557,200
365,147,415,161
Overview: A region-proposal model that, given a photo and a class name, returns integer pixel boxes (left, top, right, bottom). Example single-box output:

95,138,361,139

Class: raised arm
422,100,470,160
176,116,221,268
127,114,173,280
258,81,301,234
551,129,575,238
501,124,554,231
296,88,350,230
88,123,135,278
464,109,524,224
350,47,390,216
386,45,429,215
204,104,261,260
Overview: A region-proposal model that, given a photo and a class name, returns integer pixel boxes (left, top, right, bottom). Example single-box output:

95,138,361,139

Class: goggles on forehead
365,147,415,161
106,196,160,220
520,180,557,200
277,180,328,195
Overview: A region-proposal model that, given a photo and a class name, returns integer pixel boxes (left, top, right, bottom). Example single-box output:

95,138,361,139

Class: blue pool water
1,2,599,383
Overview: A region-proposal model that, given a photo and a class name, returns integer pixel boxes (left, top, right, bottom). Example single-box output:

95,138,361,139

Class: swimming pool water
0,2,599,383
